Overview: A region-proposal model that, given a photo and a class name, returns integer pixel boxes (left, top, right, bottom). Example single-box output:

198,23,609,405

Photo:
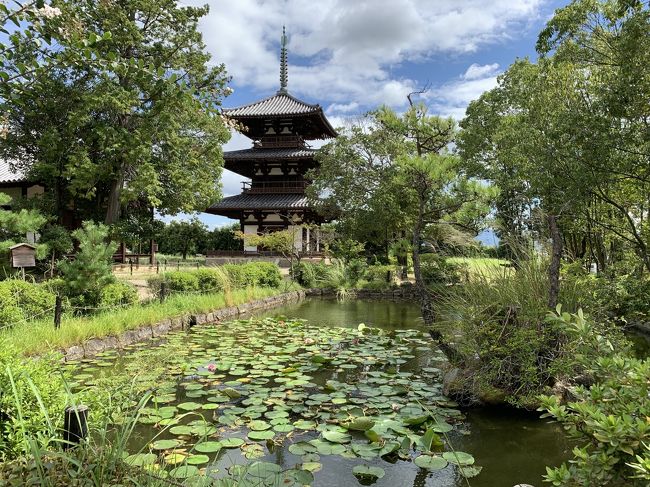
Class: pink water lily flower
207,363,216,372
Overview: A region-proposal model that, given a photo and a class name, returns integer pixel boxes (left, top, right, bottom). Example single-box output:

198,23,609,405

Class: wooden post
63,405,89,449
177,261,180,271
156,261,160,274
54,296,62,329
160,282,167,303
196,262,199,269
129,259,133,276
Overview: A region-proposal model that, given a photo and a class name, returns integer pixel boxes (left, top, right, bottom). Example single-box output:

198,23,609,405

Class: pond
66,298,572,487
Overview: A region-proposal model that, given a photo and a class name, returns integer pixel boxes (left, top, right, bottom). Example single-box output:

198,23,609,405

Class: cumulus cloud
188,0,543,110
428,64,503,119
463,63,500,80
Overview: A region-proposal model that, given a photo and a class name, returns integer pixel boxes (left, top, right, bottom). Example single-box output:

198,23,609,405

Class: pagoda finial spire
279,26,288,93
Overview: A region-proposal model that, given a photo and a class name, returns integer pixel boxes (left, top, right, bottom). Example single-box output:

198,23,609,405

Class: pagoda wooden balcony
241,180,307,194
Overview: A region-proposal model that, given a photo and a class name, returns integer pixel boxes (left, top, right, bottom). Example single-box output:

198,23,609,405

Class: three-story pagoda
206,28,337,253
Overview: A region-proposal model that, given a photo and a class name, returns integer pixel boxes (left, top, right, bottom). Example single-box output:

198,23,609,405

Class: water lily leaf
352,465,385,480
177,402,202,411
169,425,193,436
186,454,210,465
301,462,322,472
249,420,271,431
288,442,317,456
169,465,201,479
248,430,275,441
322,431,351,444
414,454,448,470
124,453,157,466
460,465,483,478
220,437,245,448
309,439,346,455
442,451,475,466
194,441,222,453
151,439,182,450
343,417,375,431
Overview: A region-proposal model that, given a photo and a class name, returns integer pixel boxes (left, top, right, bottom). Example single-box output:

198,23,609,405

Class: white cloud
428,64,503,120
463,63,500,80
189,0,543,110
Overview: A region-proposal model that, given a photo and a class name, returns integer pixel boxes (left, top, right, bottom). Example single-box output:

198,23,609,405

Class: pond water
67,298,572,487
255,299,573,487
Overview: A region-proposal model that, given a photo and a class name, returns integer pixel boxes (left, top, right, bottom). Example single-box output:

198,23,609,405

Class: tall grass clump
435,254,618,408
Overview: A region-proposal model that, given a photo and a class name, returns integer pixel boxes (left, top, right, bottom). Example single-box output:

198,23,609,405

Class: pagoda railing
242,180,307,194
255,135,306,149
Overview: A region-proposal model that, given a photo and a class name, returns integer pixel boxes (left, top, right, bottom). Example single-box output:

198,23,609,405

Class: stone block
83,338,106,356
151,322,172,337
64,345,85,361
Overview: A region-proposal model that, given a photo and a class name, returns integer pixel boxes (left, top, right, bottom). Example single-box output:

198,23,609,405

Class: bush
365,264,394,284
292,262,330,288
147,263,282,297
98,281,139,308
344,258,368,286
436,256,600,407
164,271,199,292
420,254,464,286
223,262,282,289
250,262,282,287
541,310,648,486
0,280,56,328
0,340,68,461
195,267,229,292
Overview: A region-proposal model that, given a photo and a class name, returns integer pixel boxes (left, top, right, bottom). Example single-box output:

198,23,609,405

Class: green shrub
541,310,648,486
437,256,598,407
164,271,199,292
250,262,282,287
365,264,394,284
292,262,330,288
223,262,282,288
0,339,68,461
98,281,139,308
420,254,464,286
344,258,368,286
195,267,229,292
0,280,56,328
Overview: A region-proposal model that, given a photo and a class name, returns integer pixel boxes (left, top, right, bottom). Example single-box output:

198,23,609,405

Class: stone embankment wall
60,291,306,362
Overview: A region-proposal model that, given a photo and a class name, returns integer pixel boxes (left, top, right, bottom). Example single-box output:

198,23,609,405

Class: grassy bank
1,285,299,356
446,257,510,279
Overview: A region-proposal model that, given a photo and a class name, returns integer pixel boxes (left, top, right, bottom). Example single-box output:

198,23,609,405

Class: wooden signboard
10,243,36,268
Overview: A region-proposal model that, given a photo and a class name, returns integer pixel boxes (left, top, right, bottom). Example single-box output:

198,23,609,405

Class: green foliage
162,271,200,293
158,219,208,260
149,263,282,296
0,339,68,461
540,310,649,486
38,225,73,261
292,262,330,288
223,262,282,289
437,256,594,406
1,0,230,224
98,281,139,309
329,239,365,263
0,280,56,329
420,254,465,286
58,222,117,308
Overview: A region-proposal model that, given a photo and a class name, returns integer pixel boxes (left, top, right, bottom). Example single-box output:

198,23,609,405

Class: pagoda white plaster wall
243,225,258,252
268,168,284,176
265,214,283,222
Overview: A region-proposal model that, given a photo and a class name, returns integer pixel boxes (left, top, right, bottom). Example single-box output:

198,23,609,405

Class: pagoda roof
224,147,317,160
224,92,320,118
206,193,309,218
223,92,337,140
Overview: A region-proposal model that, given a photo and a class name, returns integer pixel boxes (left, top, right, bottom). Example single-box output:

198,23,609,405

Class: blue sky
169,0,568,242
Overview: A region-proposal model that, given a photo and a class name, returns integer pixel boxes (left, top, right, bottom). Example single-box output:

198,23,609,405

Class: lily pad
414,454,448,470
352,465,385,480
442,451,475,466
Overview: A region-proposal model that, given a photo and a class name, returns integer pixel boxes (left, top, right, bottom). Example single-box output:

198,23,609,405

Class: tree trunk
105,171,124,225
412,196,464,365
547,214,563,309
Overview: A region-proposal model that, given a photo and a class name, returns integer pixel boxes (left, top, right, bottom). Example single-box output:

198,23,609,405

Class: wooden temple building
206,28,337,254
